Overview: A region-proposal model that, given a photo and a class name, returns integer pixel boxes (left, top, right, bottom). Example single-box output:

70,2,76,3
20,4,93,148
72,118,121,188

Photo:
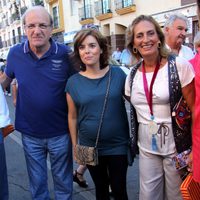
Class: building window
95,0,111,16
115,0,134,9
84,0,92,19
2,0,6,6
193,20,199,38
17,27,21,43
8,32,11,46
3,34,6,47
79,0,93,20
102,0,111,14
0,36,3,48
123,0,133,7
12,29,16,45
52,6,59,29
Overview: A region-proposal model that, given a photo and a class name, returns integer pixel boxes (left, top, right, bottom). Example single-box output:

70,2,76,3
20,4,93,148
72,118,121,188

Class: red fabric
190,51,200,182
190,50,200,73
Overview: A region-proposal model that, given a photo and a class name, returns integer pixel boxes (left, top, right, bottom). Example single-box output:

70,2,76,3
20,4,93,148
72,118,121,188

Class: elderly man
0,6,74,200
164,13,194,60
0,85,10,200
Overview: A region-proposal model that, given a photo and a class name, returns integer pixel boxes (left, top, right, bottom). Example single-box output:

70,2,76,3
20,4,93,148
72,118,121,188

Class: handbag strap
129,60,142,139
94,67,111,148
128,61,141,158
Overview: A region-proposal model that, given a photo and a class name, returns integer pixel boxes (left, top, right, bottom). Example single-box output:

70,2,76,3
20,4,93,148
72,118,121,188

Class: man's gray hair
22,6,53,26
164,13,190,29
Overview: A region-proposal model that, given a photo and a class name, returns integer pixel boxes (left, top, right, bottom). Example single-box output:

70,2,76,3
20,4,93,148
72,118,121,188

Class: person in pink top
190,32,200,72
189,31,200,182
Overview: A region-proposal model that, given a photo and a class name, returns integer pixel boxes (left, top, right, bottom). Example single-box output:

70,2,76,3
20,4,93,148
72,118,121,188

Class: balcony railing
20,6,28,16
11,12,20,22
95,0,112,16
115,0,136,15
115,0,134,9
95,0,113,21
79,4,93,21
35,0,44,6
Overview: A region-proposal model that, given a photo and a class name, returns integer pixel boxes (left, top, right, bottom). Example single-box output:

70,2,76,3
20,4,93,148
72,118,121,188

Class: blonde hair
126,15,170,60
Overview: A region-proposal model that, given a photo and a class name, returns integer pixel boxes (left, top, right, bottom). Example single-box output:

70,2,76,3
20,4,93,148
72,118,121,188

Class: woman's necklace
142,58,161,151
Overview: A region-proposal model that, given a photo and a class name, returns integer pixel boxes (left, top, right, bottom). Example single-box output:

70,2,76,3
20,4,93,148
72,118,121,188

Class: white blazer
0,86,11,128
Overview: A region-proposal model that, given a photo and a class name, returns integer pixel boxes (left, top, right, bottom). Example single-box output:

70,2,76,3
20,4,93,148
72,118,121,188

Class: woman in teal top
66,29,129,200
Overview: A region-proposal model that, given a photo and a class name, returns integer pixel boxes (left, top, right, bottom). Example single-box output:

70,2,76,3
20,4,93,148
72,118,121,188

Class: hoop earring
133,47,138,54
158,42,161,49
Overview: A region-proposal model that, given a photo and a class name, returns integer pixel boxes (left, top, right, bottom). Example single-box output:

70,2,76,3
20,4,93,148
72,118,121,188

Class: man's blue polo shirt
5,40,74,138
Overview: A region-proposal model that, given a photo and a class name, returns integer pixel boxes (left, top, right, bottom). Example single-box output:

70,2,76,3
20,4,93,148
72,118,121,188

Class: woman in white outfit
125,15,195,200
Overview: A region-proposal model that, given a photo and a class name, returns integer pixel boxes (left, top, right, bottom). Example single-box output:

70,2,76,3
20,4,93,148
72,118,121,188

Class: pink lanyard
142,61,160,120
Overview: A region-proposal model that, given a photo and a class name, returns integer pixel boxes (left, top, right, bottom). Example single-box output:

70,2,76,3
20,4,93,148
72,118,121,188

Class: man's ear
164,26,169,34
23,27,27,36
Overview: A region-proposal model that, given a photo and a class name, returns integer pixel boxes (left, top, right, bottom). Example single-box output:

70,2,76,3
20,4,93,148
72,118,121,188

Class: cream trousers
139,148,183,200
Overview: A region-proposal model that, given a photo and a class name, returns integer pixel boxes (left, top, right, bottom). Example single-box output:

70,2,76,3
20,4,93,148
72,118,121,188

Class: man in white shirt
164,13,194,60
112,47,121,63
0,85,10,200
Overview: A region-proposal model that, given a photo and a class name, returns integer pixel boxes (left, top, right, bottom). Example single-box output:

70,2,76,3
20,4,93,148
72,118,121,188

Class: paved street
4,95,139,200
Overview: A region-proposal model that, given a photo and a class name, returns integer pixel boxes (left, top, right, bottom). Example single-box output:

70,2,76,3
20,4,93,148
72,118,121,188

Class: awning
64,31,79,44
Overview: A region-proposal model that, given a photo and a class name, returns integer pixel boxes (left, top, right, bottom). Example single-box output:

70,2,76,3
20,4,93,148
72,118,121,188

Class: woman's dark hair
126,15,170,60
73,28,110,71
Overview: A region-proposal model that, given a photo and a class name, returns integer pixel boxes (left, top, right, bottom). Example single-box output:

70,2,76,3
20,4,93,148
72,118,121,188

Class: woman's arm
66,93,78,147
182,79,195,171
0,72,12,89
182,80,195,115
11,79,18,107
